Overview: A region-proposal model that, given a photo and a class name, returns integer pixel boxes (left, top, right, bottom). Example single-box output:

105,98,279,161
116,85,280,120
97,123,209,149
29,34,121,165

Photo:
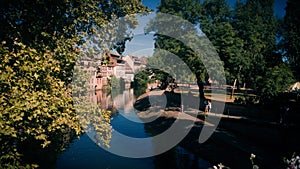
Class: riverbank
133,89,300,169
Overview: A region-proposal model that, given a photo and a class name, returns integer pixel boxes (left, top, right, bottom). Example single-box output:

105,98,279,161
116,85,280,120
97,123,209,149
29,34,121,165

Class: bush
234,96,258,105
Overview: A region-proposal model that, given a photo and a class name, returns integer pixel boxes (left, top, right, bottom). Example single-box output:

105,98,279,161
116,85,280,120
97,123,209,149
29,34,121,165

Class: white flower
218,163,225,169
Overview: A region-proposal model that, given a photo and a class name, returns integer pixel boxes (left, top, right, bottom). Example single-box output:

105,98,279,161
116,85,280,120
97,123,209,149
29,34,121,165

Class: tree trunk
196,75,205,111
196,77,205,99
196,74,205,99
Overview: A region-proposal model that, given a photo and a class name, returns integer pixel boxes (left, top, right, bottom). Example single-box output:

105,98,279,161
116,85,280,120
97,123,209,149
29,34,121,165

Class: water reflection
56,89,212,169
91,89,136,115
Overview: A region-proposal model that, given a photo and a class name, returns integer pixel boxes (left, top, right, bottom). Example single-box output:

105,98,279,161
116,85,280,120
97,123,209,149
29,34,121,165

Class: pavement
137,88,300,168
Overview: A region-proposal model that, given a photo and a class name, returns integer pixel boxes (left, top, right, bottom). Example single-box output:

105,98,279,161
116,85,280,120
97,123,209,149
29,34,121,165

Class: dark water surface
54,89,300,169
56,114,211,169
56,90,212,169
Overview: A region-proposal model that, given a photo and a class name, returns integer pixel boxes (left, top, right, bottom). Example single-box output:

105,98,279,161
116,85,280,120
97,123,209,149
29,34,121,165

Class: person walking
205,99,212,113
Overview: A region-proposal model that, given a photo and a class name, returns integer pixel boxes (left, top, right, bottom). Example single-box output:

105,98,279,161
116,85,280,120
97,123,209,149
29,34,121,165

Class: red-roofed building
94,52,147,90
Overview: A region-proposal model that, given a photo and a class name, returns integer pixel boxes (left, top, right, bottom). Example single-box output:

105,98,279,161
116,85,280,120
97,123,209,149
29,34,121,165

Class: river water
55,89,212,169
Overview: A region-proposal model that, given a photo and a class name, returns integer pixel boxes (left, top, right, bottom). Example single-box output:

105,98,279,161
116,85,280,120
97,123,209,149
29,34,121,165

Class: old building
88,52,148,90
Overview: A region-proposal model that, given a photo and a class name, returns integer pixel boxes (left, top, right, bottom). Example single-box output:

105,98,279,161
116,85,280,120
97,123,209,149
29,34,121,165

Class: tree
199,0,244,88
232,0,278,89
283,0,300,80
230,0,297,104
0,0,147,168
110,75,125,89
256,64,295,104
149,0,214,99
198,0,295,104
133,69,151,98
147,50,196,88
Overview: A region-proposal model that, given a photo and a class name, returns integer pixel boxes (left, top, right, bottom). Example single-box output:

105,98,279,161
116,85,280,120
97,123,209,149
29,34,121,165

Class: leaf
34,73,39,79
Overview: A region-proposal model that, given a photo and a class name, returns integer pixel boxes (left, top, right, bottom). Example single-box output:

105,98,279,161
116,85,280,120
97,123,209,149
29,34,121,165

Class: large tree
232,0,278,89
0,0,147,168
198,0,294,104
230,0,295,104
150,0,225,99
199,0,244,87
283,0,300,80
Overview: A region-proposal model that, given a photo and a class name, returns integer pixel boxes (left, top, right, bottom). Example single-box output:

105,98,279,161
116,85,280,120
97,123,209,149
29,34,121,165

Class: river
55,89,212,169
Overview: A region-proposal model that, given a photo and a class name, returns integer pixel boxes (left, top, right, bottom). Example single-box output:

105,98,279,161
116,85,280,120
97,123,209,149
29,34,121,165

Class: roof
125,62,134,74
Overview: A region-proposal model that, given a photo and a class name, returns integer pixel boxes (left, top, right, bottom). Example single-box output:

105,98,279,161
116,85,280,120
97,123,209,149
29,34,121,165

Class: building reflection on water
83,88,213,169
90,89,136,114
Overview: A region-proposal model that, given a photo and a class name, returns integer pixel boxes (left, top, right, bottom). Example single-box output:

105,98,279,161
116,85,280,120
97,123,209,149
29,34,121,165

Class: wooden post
230,79,237,99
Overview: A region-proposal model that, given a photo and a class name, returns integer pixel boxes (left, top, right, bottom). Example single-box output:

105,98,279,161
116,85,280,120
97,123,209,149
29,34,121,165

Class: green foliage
133,70,151,97
234,95,258,105
1,0,299,167
0,0,147,167
232,0,278,88
200,0,244,85
134,70,151,87
111,75,121,89
72,65,112,148
199,0,296,104
282,0,300,80
0,139,39,169
73,94,112,148
150,0,296,105
147,50,195,85
0,41,81,168
110,75,125,89
149,0,225,98
256,64,295,104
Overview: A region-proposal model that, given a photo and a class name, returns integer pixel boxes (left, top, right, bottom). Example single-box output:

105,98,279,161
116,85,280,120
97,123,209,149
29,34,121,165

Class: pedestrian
205,99,212,113
207,99,212,113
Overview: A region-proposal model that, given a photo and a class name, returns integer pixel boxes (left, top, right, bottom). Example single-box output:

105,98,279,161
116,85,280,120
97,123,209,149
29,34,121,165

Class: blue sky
142,0,287,18
123,0,287,57
122,13,156,57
